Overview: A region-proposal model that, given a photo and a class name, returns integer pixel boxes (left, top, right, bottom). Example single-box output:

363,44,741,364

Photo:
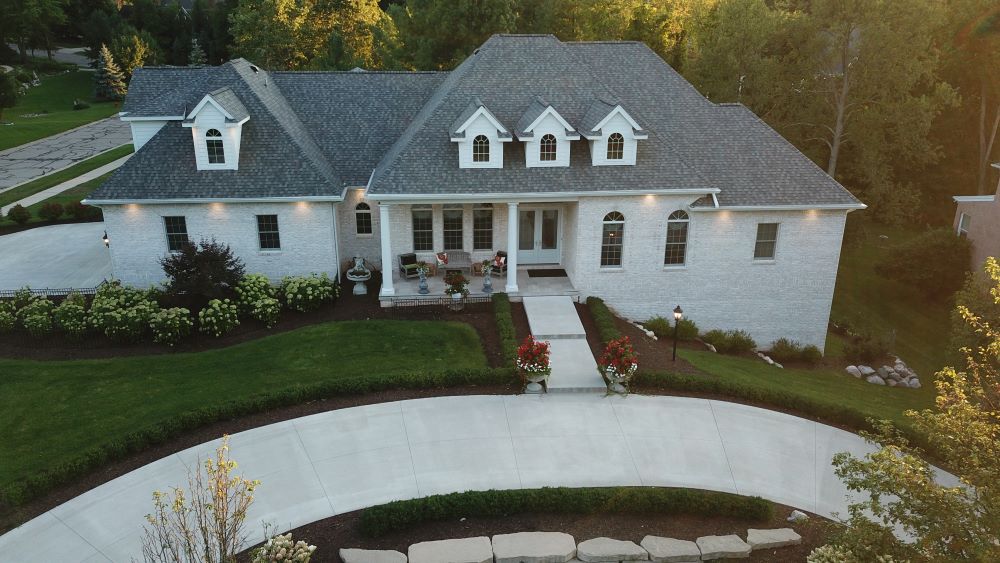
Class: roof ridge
271,70,445,75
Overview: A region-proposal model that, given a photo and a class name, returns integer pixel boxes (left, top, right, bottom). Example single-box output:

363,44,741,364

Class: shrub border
359,486,774,537
1,367,512,508
586,296,621,344
492,293,517,366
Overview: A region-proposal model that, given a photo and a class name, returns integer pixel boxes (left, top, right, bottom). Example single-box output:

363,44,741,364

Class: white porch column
379,203,395,296
506,202,519,293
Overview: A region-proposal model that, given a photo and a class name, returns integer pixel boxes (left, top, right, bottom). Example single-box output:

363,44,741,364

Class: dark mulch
240,503,832,562
0,382,517,534
511,301,531,341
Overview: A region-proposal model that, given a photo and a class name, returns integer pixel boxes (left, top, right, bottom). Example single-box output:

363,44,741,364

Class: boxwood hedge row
585,296,621,345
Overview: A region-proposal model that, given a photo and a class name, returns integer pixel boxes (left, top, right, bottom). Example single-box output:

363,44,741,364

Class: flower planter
523,370,549,394
605,368,629,394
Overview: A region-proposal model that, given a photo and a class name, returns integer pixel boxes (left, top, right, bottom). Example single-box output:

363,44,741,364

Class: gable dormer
515,97,579,168
182,87,249,171
580,99,647,166
450,97,512,169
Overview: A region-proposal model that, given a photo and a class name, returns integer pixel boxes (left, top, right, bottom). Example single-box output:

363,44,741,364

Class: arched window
472,135,490,162
664,210,689,266
606,132,624,160
601,211,625,267
355,202,372,235
205,128,225,164
539,134,557,161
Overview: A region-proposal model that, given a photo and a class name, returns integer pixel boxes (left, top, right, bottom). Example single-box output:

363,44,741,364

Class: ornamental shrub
875,228,971,299
38,202,64,221
19,297,53,327
89,282,159,342
250,297,281,328
198,298,239,337
645,316,699,341
160,238,246,302
801,345,823,366
67,201,99,220
844,331,890,364
0,308,14,333
768,338,803,363
54,292,89,339
150,307,193,346
6,204,30,225
703,329,757,354
280,274,337,312
235,273,275,313
22,311,53,336
586,296,621,344
251,533,316,563
492,293,517,366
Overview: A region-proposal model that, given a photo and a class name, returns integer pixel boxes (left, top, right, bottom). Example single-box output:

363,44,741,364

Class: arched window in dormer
665,210,689,266
355,202,372,235
206,129,225,164
601,211,625,267
606,133,624,160
540,134,557,161
472,135,490,163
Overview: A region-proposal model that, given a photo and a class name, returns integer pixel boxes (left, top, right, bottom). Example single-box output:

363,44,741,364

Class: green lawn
0,71,120,150
0,320,487,491
14,172,112,225
0,144,130,209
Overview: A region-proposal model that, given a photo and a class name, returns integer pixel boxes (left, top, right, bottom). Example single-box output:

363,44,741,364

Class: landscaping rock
887,379,897,387
408,537,492,563
877,366,891,378
866,375,886,385
787,510,809,523
493,532,576,563
859,365,876,376
909,378,921,389
576,538,648,562
745,528,802,551
773,362,783,369
694,535,750,560
845,366,863,378
640,536,701,562
341,549,408,563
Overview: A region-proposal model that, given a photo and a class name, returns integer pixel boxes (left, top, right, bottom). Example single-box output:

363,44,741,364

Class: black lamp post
672,305,683,362
102,231,110,248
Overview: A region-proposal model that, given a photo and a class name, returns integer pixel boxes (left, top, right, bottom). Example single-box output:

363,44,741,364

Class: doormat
527,269,568,278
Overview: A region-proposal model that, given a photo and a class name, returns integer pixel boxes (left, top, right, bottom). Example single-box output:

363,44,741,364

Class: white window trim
473,203,494,251
600,212,626,269
256,214,282,252
664,210,690,269
163,215,189,254
355,203,373,238
752,222,780,263
957,212,970,237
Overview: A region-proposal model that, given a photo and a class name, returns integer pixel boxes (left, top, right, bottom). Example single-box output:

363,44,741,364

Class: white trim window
606,132,624,160
163,216,189,252
355,202,373,235
754,222,779,260
539,134,557,161
412,205,433,251
957,212,970,238
473,203,493,250
472,135,490,163
256,214,281,250
664,210,689,266
443,204,464,250
601,211,625,267
205,128,225,164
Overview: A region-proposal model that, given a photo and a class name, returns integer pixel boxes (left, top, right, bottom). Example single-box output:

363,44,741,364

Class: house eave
688,203,867,212
370,188,720,204
952,195,996,203
83,195,345,206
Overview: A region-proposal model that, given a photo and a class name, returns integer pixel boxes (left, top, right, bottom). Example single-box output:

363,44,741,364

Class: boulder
887,379,897,387
866,375,886,385
845,366,863,378
877,366,891,378
705,343,717,353
576,538,648,562
858,365,876,376
694,535,750,560
341,549,407,563
493,532,576,563
408,537,492,563
640,537,700,563
909,378,921,389
773,362,783,369
787,510,809,523
745,528,802,551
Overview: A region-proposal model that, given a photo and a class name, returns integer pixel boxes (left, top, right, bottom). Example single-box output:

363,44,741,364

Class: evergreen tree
188,37,207,66
0,72,21,123
94,43,127,101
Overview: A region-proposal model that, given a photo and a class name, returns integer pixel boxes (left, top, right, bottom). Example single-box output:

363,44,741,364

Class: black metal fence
386,295,494,316
0,281,107,299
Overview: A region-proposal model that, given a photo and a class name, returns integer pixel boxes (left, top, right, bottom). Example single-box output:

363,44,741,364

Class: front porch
383,266,579,303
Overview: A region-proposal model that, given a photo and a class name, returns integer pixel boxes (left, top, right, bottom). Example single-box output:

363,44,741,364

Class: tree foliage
94,43,127,101
159,238,246,302
874,228,972,299
111,29,158,79
389,0,518,70
187,37,207,66
0,71,20,122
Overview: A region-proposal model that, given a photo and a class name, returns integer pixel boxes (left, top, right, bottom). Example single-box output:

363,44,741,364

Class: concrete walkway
0,222,111,289
0,121,131,191
0,394,891,561
523,296,605,391
0,154,129,215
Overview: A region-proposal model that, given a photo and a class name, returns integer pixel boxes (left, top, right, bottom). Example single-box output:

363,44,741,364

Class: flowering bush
198,298,240,337
54,292,89,339
236,273,275,313
19,298,54,336
150,307,193,346
0,308,14,333
250,297,281,328
251,533,316,563
443,271,469,296
516,335,551,380
598,336,639,381
280,274,337,312
89,282,159,342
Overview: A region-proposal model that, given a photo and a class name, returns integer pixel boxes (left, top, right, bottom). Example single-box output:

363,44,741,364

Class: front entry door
518,208,560,264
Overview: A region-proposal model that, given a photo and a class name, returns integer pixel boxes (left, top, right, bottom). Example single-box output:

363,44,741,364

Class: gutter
83,196,344,205
688,203,867,212
371,188,721,203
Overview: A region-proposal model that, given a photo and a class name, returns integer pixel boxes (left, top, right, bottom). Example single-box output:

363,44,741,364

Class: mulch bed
240,503,832,562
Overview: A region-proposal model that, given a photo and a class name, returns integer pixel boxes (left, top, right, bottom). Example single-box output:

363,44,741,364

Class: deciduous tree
0,72,20,122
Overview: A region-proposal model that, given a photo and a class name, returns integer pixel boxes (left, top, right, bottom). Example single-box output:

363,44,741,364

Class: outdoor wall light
102,231,110,248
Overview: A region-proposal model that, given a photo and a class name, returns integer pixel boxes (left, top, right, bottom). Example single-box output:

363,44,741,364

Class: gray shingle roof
449,97,512,140
207,87,249,122
514,97,576,139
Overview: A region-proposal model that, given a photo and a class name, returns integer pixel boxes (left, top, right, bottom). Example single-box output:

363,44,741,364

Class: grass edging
0,144,132,210
586,296,621,344
1,367,512,509
492,293,517,366
359,487,774,537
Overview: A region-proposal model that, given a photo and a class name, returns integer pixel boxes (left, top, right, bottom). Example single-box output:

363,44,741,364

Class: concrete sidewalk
0,120,131,190
0,394,911,561
0,154,129,215
523,296,604,391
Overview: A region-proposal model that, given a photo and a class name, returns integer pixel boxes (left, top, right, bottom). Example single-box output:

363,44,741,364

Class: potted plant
598,336,638,394
517,335,551,393
443,271,469,310
480,260,494,293
416,261,430,294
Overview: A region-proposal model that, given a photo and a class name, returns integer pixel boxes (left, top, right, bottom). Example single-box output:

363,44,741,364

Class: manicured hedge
586,296,621,344
0,367,511,507
359,487,773,537
492,293,517,366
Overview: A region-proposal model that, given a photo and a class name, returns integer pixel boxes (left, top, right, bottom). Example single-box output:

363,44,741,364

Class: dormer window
540,134,557,161
515,97,578,168
606,133,624,160
473,135,490,163
206,129,225,164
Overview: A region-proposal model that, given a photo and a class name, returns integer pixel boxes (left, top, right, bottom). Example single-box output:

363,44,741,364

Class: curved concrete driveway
0,222,111,290
0,394,882,561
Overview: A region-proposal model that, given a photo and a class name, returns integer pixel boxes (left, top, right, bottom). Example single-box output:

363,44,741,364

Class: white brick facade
102,201,339,286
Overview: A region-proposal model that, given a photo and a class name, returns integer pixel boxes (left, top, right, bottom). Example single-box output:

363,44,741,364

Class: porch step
523,296,605,392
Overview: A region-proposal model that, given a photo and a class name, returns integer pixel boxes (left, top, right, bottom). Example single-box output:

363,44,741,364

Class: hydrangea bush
251,533,316,563
280,274,337,312
150,307,193,346
19,298,55,337
0,307,14,333
236,274,275,313
89,282,159,342
54,292,89,339
198,298,240,337
250,296,281,328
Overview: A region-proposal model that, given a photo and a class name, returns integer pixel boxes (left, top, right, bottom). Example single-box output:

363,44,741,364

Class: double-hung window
163,216,189,252
443,204,464,250
257,214,281,250
754,223,779,260
601,211,625,267
473,203,493,250
205,129,225,164
355,202,372,235
412,205,433,251
664,210,689,266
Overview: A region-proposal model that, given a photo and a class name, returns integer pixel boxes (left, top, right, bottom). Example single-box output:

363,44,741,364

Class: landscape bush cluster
701,329,757,354
768,338,823,366
644,316,699,341
3,201,100,226
279,273,338,312
843,331,891,364
359,487,773,537
586,296,621,344
875,228,971,299
492,293,517,365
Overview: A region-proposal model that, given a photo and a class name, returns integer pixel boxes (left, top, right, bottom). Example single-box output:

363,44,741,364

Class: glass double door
518,208,560,264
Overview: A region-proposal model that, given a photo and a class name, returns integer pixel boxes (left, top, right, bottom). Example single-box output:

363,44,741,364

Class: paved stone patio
0,394,915,561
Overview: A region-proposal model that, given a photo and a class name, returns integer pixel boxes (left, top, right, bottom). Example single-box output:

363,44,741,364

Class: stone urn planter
517,336,551,394
605,368,630,394
598,336,638,395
